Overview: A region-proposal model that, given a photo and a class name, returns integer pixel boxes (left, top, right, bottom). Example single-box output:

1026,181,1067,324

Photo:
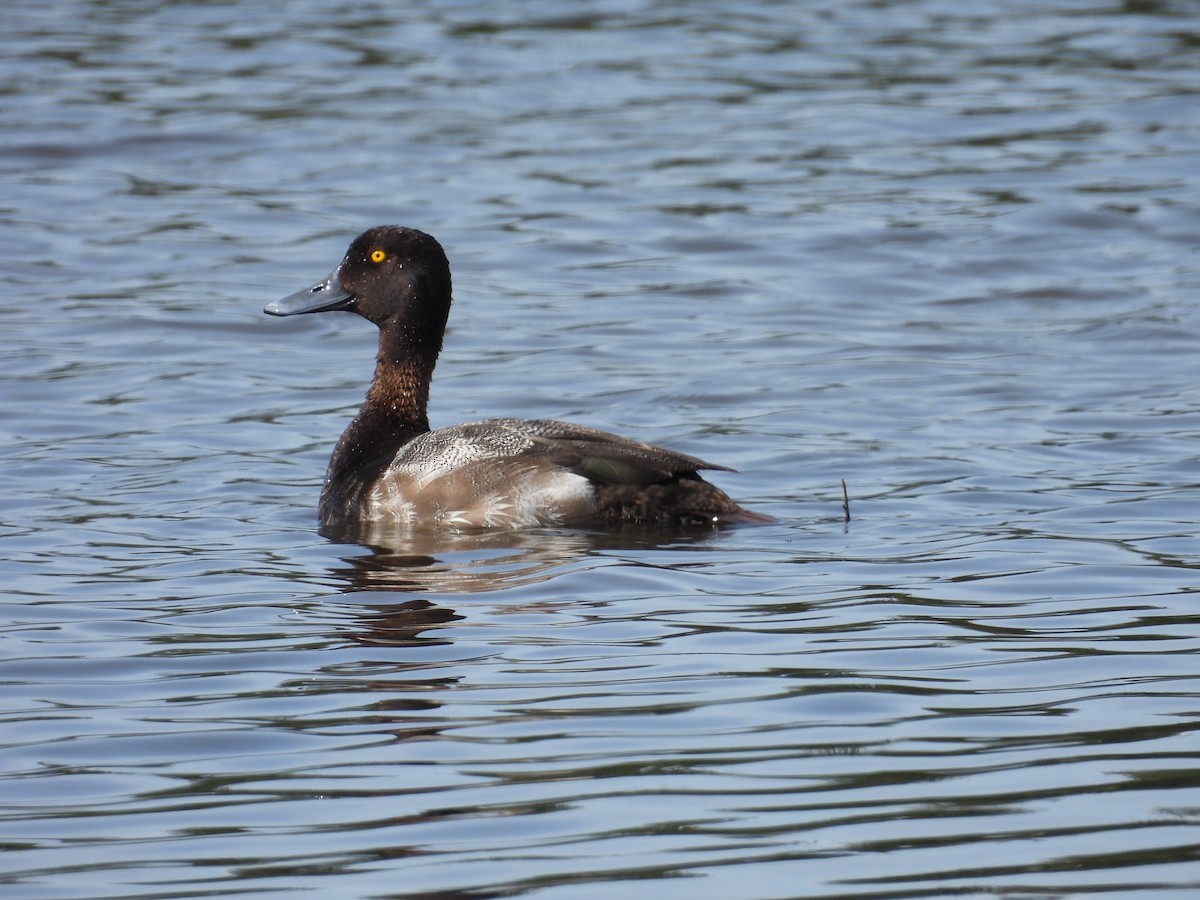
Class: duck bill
265,270,355,316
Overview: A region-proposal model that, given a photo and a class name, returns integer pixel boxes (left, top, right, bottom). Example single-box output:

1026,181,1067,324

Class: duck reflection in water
313,519,743,744
322,518,725,595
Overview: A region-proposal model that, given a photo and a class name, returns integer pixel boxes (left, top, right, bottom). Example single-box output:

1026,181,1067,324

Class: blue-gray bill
264,270,354,316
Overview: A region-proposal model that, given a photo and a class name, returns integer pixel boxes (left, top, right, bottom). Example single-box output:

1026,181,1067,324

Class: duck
265,225,766,530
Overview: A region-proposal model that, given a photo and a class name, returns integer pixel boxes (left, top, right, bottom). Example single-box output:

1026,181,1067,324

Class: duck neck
364,328,440,435
318,330,440,523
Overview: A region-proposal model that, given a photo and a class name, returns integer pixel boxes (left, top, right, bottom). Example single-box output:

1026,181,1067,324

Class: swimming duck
265,226,764,529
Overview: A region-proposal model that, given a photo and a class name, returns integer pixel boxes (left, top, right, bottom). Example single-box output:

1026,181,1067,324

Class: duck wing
377,419,759,527
472,418,734,486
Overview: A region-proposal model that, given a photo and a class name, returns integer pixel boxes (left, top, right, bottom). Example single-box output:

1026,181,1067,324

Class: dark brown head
266,225,453,350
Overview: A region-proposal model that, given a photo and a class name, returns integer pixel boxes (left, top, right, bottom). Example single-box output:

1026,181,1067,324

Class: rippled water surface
3,1,1200,897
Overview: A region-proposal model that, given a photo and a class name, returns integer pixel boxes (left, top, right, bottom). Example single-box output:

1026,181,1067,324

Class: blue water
3,1,1200,897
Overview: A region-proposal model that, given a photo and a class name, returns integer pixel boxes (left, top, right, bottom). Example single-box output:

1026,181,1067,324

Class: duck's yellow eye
370,249,386,263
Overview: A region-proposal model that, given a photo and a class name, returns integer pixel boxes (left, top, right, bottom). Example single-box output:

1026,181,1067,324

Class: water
3,0,1199,897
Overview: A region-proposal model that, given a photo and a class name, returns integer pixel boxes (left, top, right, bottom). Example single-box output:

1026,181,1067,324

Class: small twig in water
841,479,851,523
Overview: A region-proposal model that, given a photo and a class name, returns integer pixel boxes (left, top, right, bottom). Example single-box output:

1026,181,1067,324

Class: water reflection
341,597,463,648
309,523,750,660
319,519,733,594
320,523,590,594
